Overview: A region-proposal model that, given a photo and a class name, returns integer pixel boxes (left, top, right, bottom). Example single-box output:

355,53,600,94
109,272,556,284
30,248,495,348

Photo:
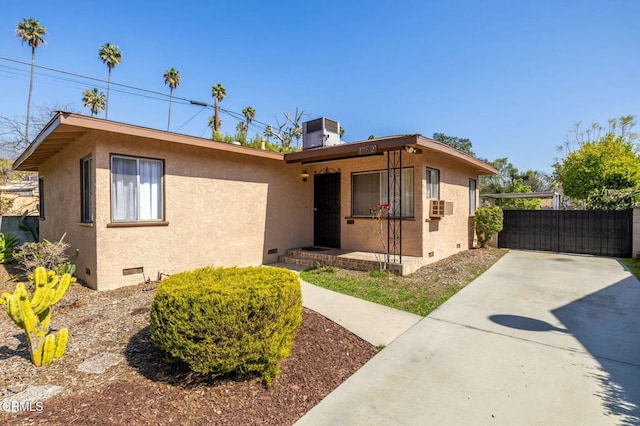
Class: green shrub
150,266,302,386
0,232,19,263
474,206,504,248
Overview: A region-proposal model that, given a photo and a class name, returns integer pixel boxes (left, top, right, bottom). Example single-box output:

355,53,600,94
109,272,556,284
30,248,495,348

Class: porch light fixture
301,171,309,182
405,146,417,154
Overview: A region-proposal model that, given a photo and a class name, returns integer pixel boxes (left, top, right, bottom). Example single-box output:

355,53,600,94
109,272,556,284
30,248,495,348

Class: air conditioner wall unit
429,200,445,218
302,117,341,150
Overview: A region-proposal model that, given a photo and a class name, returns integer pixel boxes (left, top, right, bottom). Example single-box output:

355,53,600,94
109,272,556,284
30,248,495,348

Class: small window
111,155,164,222
469,178,477,215
38,177,45,219
81,157,93,223
352,168,414,217
426,168,439,199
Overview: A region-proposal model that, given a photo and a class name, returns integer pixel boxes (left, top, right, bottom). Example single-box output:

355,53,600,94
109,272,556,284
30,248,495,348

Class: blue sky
0,1,638,173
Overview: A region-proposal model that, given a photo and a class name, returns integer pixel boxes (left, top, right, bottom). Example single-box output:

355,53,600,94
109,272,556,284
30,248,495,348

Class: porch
277,247,424,276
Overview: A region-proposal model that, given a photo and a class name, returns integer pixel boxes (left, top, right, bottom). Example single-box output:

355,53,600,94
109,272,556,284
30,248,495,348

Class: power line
0,55,291,137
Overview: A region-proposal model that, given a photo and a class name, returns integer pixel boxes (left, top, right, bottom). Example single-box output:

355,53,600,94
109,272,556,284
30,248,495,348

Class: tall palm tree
211,84,226,133
16,18,47,143
236,121,248,142
242,106,255,135
98,42,122,119
163,67,181,131
82,88,106,117
208,115,222,140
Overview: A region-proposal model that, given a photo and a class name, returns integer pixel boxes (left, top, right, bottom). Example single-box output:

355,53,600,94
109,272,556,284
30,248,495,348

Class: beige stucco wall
39,138,98,288
0,193,39,215
37,130,484,290
304,150,480,264
42,130,312,290
308,153,424,257
422,152,480,264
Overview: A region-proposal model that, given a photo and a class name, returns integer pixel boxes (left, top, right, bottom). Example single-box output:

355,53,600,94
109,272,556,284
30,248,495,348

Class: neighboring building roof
14,111,497,176
13,111,284,171
480,191,560,199
0,179,38,194
284,134,497,175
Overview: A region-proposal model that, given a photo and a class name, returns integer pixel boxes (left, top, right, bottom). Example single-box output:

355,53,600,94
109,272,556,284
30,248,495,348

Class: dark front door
314,172,341,248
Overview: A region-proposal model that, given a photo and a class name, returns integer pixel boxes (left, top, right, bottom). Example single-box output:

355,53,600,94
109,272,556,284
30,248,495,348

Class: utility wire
0,55,286,137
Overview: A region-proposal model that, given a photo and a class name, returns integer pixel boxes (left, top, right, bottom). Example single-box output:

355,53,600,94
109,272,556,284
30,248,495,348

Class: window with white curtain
426,168,439,199
352,168,414,217
111,155,163,222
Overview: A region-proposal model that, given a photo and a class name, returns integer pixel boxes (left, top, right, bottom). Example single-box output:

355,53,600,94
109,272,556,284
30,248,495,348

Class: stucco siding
308,153,424,257
55,130,311,290
38,136,98,288
422,153,479,264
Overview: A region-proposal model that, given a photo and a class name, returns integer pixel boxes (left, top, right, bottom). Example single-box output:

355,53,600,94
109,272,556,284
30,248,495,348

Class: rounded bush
150,266,302,385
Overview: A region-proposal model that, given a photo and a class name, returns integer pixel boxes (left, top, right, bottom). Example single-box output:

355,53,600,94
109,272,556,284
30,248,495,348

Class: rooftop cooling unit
302,117,341,150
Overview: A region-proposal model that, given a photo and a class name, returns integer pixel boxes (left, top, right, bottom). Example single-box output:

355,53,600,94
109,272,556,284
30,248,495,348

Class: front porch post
387,149,403,264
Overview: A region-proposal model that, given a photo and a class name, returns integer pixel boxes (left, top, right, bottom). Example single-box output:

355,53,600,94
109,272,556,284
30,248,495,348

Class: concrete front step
278,248,425,276
278,249,383,272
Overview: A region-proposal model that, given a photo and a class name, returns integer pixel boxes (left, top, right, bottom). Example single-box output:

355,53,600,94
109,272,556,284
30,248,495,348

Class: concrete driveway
297,250,640,425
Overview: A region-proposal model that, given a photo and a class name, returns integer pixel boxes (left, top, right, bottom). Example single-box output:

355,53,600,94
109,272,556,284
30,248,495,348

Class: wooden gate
498,209,633,257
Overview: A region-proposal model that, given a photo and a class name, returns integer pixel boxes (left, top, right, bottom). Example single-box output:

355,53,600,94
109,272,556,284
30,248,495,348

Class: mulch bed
0,269,377,426
0,248,506,425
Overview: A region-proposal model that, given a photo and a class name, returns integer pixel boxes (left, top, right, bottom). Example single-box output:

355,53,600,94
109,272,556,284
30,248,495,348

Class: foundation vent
123,267,143,276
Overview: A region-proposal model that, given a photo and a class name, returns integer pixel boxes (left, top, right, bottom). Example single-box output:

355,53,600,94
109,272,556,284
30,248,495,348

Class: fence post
633,207,640,259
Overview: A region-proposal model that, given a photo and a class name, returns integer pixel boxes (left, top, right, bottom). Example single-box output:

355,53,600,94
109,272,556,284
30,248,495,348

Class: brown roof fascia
285,134,497,175
14,111,284,171
284,135,420,164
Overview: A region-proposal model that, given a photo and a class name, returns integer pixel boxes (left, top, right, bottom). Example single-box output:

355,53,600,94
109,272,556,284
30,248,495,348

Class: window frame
110,154,165,223
38,177,45,220
351,167,414,218
426,167,440,199
469,178,477,215
80,157,93,223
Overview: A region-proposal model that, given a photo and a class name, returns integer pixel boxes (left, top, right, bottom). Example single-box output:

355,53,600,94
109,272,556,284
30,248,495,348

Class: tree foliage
264,108,306,152
211,83,226,133
81,88,106,117
163,68,181,131
98,42,122,119
16,18,47,143
474,206,503,248
432,133,475,156
480,157,551,210
554,116,640,209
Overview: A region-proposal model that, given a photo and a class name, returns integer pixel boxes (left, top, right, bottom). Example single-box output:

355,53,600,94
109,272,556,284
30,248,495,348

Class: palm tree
82,88,106,117
211,84,226,133
242,106,255,136
163,67,181,131
98,42,122,119
16,18,47,143
236,122,248,142
208,115,222,140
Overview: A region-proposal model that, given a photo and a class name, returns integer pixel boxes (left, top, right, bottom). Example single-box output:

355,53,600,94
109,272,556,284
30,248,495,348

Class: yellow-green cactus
1,267,75,367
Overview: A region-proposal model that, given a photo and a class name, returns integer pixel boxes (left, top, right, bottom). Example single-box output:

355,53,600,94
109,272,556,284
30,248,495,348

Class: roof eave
13,112,285,171
13,112,63,171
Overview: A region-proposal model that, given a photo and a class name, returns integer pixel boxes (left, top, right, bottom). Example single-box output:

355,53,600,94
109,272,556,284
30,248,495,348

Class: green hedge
150,266,302,386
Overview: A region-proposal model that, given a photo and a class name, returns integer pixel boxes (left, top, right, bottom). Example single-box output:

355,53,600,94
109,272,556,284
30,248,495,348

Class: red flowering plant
369,203,391,219
369,203,391,268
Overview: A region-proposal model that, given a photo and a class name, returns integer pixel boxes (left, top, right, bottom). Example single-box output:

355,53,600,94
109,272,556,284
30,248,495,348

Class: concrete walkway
296,250,640,425
273,262,422,346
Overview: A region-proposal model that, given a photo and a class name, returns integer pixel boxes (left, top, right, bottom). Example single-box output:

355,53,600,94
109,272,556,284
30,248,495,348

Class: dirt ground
0,248,506,425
